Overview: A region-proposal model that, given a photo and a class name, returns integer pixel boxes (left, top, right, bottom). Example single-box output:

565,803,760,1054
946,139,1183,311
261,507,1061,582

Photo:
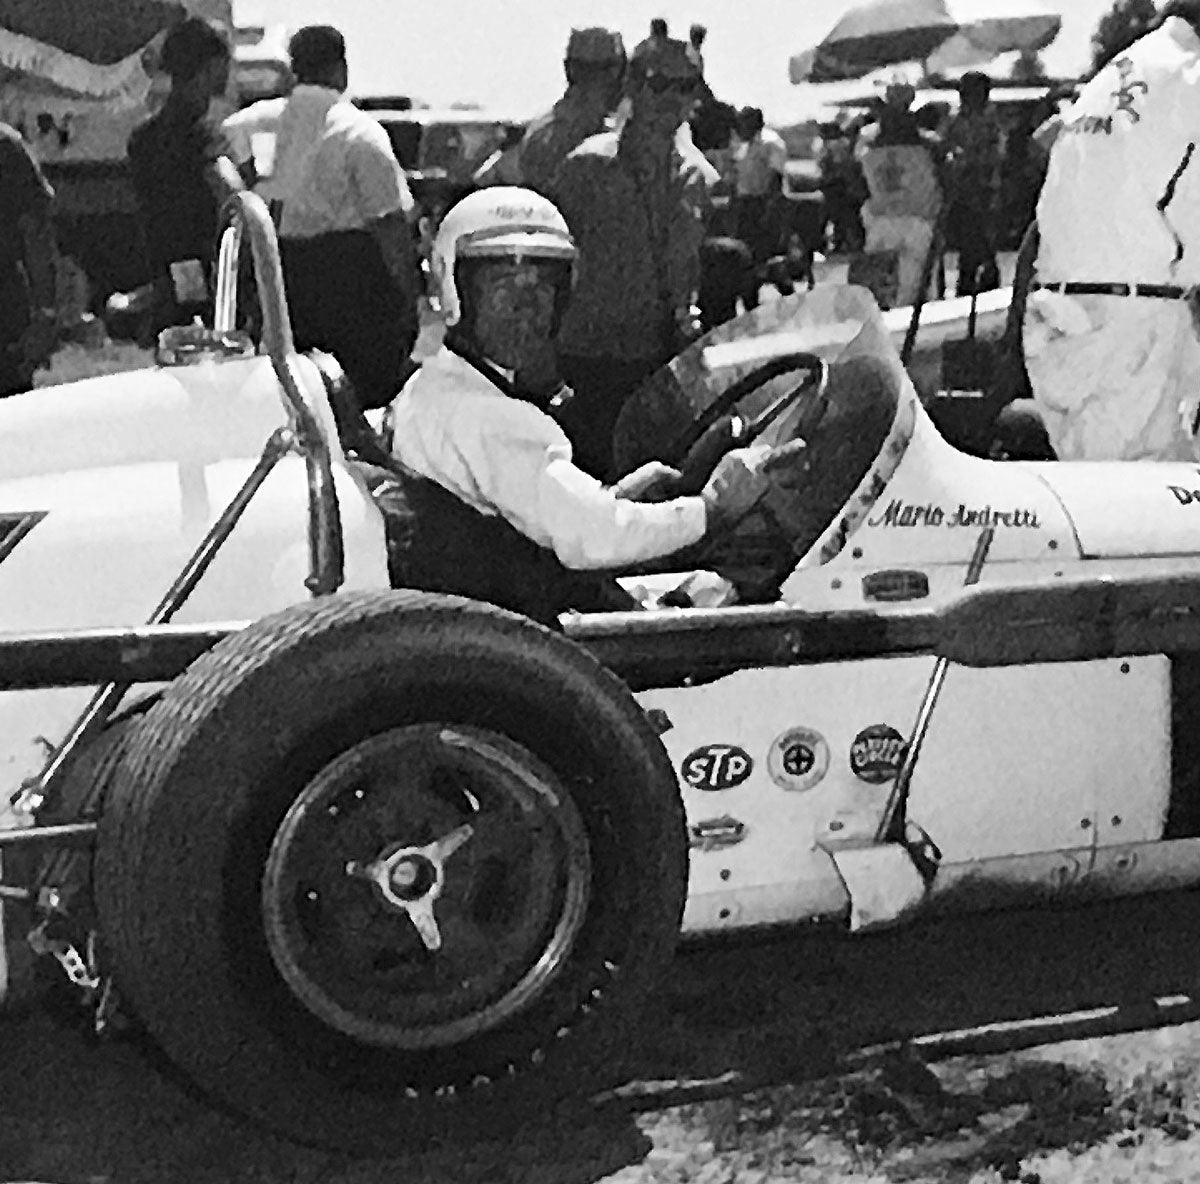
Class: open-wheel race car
6,191,1200,1156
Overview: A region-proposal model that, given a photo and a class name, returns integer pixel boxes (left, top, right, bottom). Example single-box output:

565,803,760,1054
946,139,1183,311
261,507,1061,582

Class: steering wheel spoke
671,353,829,496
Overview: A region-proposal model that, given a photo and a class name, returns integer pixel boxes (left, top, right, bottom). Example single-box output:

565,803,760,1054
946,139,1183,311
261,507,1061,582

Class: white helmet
432,186,577,327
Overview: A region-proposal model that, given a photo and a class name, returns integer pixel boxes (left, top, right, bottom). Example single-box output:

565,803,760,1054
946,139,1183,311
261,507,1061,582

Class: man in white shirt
1024,0,1200,460
854,83,943,309
223,26,419,408
733,107,788,267
386,187,791,620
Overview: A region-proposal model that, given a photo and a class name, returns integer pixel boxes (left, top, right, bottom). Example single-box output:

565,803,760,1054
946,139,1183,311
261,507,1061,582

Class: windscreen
614,285,918,582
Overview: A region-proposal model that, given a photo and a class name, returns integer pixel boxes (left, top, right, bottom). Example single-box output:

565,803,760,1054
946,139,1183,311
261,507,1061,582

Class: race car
3,191,1200,1156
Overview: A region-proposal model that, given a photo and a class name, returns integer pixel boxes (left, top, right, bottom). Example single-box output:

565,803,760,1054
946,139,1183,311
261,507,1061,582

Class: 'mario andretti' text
868,500,1041,529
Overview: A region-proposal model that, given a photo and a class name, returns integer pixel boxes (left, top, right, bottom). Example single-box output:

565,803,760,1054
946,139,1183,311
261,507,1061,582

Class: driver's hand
612,461,684,502
701,440,807,534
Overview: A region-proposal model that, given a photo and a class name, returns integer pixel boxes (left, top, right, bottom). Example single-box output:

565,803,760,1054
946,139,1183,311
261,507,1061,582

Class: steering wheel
664,351,830,497
595,351,831,610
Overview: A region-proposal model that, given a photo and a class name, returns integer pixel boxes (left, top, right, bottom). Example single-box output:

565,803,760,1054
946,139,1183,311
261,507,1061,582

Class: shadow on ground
4,890,1200,1183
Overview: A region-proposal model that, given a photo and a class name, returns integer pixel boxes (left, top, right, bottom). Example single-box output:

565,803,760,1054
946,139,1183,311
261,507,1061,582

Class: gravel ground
7,893,1200,1183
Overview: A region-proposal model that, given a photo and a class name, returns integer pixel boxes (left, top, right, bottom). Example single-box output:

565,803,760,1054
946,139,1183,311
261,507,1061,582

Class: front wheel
94,591,687,1154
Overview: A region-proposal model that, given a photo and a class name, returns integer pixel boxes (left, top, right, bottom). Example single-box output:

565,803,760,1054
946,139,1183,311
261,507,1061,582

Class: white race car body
0,354,389,840
654,395,1193,934
2,263,1199,1011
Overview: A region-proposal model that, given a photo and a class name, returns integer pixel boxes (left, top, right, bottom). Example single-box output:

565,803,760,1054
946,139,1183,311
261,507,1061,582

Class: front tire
94,591,687,1154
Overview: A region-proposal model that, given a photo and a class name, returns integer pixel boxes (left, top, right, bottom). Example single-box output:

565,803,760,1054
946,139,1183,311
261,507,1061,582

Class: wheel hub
344,825,473,950
388,854,435,899
260,723,592,1049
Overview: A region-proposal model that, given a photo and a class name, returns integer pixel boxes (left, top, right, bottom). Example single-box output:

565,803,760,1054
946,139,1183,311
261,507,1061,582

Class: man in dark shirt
0,123,57,397
552,37,709,480
520,27,627,198
127,17,236,336
942,72,1003,296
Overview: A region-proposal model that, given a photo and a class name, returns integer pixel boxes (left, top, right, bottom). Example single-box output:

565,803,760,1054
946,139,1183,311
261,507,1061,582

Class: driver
387,187,791,603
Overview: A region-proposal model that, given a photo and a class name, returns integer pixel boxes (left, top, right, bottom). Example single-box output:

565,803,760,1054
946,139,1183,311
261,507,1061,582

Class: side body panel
641,649,1168,935
0,354,389,812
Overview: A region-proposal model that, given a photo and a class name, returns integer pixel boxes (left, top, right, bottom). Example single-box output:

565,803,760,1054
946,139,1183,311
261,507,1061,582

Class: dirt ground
7,892,1200,1184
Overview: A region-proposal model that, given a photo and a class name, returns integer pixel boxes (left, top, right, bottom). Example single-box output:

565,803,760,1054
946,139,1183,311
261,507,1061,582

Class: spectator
687,24,708,75
224,25,419,409
817,122,866,253
999,105,1050,250
1024,0,1200,461
698,235,757,331
631,17,671,68
685,22,717,109
855,81,943,307
519,28,627,198
942,71,1003,296
732,106,788,267
0,123,57,397
127,17,239,337
553,37,710,479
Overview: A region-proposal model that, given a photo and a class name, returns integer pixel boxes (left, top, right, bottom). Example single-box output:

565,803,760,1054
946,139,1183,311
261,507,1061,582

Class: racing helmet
432,187,577,328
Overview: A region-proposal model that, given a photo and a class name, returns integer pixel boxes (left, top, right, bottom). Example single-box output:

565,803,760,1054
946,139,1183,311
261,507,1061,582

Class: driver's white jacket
388,348,707,570
1026,16,1200,460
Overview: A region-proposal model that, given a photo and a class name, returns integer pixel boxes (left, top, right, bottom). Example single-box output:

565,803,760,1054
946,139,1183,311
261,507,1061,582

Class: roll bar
212,190,345,597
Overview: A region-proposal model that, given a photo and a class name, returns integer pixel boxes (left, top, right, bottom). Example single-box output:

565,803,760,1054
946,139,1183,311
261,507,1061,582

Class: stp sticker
767,727,829,792
849,725,907,784
681,745,754,791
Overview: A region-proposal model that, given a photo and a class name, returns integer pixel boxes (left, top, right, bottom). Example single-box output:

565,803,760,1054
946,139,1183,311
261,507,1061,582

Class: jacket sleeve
465,400,707,570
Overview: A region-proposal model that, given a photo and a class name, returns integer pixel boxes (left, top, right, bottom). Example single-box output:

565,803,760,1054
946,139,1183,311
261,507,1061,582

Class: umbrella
790,0,1061,84
926,0,1062,72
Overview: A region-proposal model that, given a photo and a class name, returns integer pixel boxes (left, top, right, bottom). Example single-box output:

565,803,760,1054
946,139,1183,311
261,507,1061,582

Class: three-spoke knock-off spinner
345,822,475,951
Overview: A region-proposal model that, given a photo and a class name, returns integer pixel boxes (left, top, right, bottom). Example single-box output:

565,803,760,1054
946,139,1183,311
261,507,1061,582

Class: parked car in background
353,102,529,297
231,23,291,108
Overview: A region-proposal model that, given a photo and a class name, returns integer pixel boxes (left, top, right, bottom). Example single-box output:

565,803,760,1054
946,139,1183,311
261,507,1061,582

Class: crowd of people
816,72,1052,309
6,1,1200,521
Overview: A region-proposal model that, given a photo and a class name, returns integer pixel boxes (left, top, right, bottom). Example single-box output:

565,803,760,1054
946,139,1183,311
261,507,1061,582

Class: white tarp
0,0,232,163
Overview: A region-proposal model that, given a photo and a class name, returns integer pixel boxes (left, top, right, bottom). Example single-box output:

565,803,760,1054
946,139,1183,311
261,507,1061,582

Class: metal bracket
689,815,747,852
27,919,99,995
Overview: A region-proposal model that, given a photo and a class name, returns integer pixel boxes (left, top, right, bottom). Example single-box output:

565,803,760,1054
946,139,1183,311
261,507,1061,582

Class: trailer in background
0,1,288,307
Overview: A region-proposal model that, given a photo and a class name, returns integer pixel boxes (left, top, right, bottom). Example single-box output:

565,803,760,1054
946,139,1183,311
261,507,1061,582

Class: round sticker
849,724,907,784
768,727,829,792
681,744,754,791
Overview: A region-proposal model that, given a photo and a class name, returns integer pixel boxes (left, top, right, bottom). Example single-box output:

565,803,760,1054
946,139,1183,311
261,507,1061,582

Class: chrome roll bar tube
213,190,345,597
